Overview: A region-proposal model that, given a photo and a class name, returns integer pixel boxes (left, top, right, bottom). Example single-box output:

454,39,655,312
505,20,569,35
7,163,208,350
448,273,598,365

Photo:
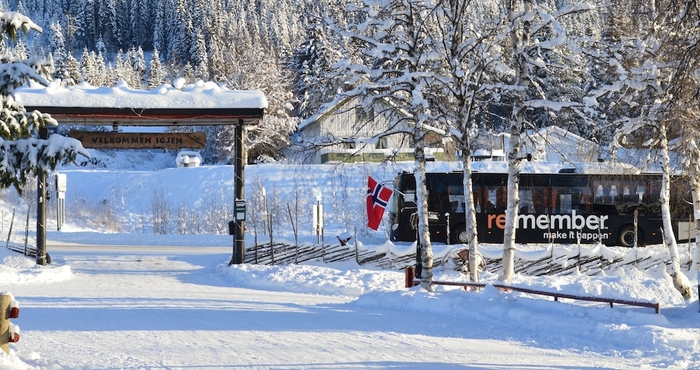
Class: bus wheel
619,226,641,247
452,225,469,245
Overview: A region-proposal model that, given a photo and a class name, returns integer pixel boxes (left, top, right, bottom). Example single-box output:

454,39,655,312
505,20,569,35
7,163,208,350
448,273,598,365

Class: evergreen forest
3,0,698,165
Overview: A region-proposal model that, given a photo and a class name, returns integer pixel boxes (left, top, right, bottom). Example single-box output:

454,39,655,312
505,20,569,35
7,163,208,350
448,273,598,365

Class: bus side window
496,186,507,211
647,181,662,211
559,193,572,213
594,183,604,203
485,187,498,212
636,185,645,203
594,183,613,204
519,189,533,213
432,181,449,213
532,187,544,213
580,187,592,212
475,186,484,213
622,183,641,203
447,185,464,212
610,183,619,203
604,187,612,203
648,182,661,202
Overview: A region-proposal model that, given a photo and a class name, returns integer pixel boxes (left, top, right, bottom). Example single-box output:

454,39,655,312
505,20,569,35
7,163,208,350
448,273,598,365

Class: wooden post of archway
36,127,48,265
232,120,246,264
19,85,266,266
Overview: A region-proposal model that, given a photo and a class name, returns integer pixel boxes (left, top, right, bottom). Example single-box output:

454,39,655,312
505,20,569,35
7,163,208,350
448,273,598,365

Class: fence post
405,266,416,288
5,209,14,249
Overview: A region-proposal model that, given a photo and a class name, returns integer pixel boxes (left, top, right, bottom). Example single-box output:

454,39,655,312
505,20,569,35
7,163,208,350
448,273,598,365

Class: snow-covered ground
0,150,698,369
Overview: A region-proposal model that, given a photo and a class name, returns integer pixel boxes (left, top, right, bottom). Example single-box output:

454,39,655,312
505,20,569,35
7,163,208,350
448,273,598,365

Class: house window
355,107,374,123
375,136,388,149
342,140,356,149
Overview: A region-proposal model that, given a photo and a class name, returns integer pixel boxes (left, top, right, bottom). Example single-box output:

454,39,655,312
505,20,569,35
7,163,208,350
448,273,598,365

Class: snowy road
5,244,656,369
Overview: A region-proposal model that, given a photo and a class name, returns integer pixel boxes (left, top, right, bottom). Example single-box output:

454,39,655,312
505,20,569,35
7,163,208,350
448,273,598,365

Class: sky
0,150,698,369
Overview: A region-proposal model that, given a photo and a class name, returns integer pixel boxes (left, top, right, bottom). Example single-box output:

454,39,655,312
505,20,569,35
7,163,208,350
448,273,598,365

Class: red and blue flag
367,176,393,230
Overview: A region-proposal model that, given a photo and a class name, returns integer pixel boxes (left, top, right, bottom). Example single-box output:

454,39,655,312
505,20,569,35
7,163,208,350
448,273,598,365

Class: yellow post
0,293,10,354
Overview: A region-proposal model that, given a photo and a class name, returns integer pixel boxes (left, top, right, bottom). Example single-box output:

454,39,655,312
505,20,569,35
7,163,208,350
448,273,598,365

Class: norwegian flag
366,176,393,231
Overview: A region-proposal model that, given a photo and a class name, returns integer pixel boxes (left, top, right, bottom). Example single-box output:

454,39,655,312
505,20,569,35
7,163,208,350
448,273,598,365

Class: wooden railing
405,267,660,314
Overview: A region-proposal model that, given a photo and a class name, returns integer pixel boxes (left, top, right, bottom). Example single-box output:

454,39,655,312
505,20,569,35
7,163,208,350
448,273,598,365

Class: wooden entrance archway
17,83,266,265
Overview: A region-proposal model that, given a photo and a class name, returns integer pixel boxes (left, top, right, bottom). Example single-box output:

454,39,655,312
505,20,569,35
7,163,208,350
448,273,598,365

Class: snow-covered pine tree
64,52,82,85
114,48,135,87
175,8,194,65
138,0,152,49
165,0,182,62
131,46,146,88
207,29,226,83
182,61,194,83
290,23,343,119
86,3,101,49
236,47,297,163
49,21,68,82
0,11,87,192
191,30,208,80
69,1,87,50
147,47,165,89
129,0,145,46
94,50,107,86
79,47,91,79
101,0,119,50
152,0,167,58
80,49,104,86
11,38,27,60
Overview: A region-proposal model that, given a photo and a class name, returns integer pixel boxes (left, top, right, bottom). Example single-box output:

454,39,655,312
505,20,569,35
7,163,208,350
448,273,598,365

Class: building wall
299,98,419,164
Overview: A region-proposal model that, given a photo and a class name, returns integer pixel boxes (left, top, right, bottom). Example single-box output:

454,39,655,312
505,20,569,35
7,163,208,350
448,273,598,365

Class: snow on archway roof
15,79,268,110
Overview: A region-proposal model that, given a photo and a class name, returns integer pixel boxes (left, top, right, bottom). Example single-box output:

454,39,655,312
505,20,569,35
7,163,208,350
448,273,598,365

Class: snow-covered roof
298,95,410,132
15,80,267,126
298,96,353,131
525,126,593,146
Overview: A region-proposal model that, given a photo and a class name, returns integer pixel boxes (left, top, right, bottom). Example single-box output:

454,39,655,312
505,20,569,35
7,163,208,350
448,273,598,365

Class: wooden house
293,97,451,164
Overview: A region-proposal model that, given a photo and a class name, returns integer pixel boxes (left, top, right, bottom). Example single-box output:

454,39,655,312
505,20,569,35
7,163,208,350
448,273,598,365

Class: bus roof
471,161,644,175
412,160,668,176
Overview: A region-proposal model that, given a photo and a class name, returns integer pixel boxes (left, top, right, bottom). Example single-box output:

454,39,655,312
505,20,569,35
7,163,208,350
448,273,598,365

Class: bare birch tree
498,0,593,282
658,0,700,299
586,0,694,298
429,0,503,282
327,0,441,290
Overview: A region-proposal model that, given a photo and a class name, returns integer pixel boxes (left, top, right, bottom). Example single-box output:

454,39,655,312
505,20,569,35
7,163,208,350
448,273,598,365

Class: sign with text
70,131,206,149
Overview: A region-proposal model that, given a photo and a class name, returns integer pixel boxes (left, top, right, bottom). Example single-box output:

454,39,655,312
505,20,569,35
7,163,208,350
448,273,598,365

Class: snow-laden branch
0,134,88,192
524,100,582,111
0,12,42,37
